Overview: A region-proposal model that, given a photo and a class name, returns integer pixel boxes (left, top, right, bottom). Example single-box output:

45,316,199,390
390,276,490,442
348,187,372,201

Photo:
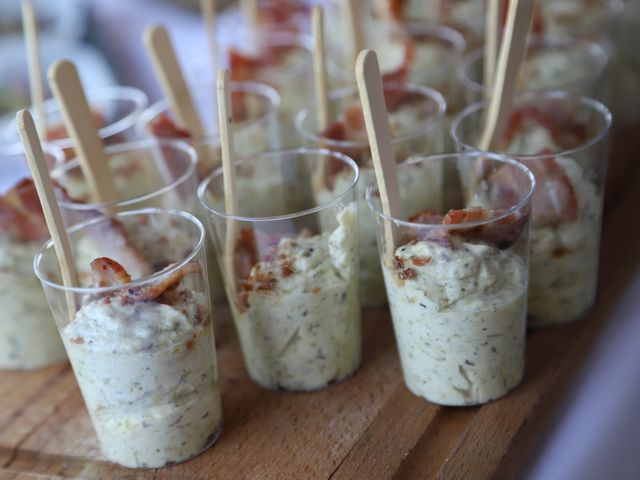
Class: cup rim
295,82,447,150
136,81,281,142
3,86,149,150
365,151,536,230
450,91,612,160
457,35,609,96
52,138,198,211
33,208,206,295
0,141,65,165
198,147,360,222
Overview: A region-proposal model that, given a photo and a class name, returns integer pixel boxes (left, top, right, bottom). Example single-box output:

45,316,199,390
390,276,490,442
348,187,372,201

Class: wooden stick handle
48,60,119,206
21,0,46,137
200,0,218,73
217,69,239,300
17,109,79,319
355,50,401,259
484,0,501,97
345,0,364,70
312,5,330,132
479,0,533,151
144,25,205,138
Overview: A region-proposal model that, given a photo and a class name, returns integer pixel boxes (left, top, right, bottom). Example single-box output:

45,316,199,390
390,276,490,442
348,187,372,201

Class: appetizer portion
303,84,444,306
229,205,361,391
382,207,528,405
0,179,66,369
63,258,222,468
503,104,603,326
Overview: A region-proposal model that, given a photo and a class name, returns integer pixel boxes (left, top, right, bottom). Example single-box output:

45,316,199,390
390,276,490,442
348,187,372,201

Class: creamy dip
507,125,602,326
0,236,66,369
383,235,527,405
231,205,361,390
63,285,221,468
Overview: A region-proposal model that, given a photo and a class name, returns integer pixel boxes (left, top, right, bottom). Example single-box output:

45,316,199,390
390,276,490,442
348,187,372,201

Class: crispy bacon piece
91,257,200,301
91,257,132,287
443,207,528,249
228,48,271,82
127,262,200,301
408,210,451,247
46,111,106,142
522,150,578,227
147,113,191,139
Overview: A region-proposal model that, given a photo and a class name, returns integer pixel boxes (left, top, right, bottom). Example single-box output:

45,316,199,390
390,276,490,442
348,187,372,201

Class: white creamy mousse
383,236,527,406
64,284,221,468
233,205,361,390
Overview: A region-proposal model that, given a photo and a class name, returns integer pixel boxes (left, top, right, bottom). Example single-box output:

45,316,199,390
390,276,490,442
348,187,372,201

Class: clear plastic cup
51,138,199,284
0,143,66,370
458,36,609,107
33,208,222,468
366,152,535,405
198,148,361,391
2,86,148,160
137,82,281,180
451,92,612,327
295,83,446,307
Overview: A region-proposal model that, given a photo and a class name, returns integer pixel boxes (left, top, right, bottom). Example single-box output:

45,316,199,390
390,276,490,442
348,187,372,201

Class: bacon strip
147,113,191,139
409,206,527,249
522,151,578,227
90,256,200,302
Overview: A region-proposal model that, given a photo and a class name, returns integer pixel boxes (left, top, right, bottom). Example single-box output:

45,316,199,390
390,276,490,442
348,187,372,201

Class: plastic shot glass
451,91,612,327
295,83,446,307
2,86,148,160
198,148,361,391
0,143,66,370
34,208,222,468
366,152,535,405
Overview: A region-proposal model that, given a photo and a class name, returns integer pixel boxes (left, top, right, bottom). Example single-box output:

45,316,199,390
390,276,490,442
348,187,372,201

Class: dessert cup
34,208,222,468
452,92,612,327
199,148,361,391
366,152,534,405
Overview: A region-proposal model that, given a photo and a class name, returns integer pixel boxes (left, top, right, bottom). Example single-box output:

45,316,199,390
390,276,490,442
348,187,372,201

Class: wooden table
1,133,638,479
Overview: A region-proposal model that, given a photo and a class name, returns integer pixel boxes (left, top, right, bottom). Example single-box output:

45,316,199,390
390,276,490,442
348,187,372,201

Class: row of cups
1,79,611,468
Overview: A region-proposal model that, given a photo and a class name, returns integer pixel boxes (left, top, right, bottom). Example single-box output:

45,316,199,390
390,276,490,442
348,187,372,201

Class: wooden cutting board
0,132,638,479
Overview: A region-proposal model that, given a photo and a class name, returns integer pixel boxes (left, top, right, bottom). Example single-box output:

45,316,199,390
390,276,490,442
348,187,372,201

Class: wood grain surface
0,132,638,479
